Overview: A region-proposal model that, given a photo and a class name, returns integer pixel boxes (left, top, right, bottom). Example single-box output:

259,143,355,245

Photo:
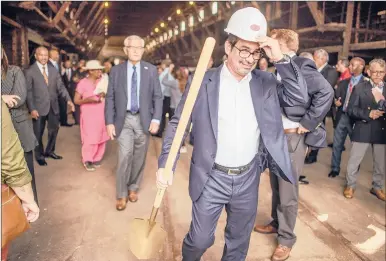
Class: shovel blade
128,218,167,260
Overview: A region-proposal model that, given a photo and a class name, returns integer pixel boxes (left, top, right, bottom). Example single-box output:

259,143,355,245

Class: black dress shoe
304,157,317,164
46,153,63,160
61,123,73,127
328,170,339,178
37,159,48,166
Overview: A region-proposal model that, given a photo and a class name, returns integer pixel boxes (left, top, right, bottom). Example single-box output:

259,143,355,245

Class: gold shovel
128,37,216,260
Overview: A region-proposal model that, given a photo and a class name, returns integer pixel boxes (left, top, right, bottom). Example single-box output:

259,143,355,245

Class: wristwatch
273,54,291,64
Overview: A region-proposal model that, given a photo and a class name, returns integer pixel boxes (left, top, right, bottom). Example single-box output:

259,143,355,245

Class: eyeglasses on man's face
233,45,262,61
369,70,386,76
125,46,145,51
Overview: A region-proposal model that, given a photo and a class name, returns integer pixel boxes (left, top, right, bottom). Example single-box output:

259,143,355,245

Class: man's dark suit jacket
62,68,76,98
334,76,367,125
105,61,163,137
320,64,339,89
25,63,71,116
159,60,308,201
347,80,386,144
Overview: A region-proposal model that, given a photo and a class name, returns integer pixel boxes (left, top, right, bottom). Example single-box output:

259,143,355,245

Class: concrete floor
8,118,385,261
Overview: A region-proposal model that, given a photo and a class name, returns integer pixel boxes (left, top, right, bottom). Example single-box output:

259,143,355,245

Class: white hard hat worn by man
156,7,307,261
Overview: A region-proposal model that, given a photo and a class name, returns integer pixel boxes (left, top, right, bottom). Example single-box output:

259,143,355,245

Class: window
199,9,204,22
169,29,173,38
189,15,194,27
212,2,218,15
180,21,186,31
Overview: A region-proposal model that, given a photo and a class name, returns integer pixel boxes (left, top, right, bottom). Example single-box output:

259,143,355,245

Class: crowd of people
1,6,385,261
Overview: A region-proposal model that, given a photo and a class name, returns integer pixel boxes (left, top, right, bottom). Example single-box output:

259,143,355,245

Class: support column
365,3,372,42
340,1,354,59
355,2,361,43
12,29,19,65
290,2,298,30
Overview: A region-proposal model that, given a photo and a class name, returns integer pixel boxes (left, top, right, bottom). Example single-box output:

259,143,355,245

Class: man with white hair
305,49,338,164
299,52,314,61
105,35,163,210
344,59,386,201
156,7,307,260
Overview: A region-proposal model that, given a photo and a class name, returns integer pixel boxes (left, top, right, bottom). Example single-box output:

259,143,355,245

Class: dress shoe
271,245,292,261
36,159,48,166
46,153,63,160
116,198,127,211
253,224,278,234
61,123,73,127
304,157,317,164
370,188,385,201
128,191,138,202
343,187,354,199
328,171,339,178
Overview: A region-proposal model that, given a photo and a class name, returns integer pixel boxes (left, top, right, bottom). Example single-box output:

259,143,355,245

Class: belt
127,110,139,115
213,161,253,175
284,128,298,134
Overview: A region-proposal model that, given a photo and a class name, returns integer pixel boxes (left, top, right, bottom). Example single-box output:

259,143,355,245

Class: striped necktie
42,66,48,85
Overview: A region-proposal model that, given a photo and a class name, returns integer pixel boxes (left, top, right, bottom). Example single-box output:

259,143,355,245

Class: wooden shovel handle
153,37,216,209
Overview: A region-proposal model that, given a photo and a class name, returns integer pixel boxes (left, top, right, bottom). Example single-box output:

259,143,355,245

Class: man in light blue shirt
105,35,163,210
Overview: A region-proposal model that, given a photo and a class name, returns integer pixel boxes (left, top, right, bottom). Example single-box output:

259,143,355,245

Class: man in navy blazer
156,8,308,261
254,29,333,261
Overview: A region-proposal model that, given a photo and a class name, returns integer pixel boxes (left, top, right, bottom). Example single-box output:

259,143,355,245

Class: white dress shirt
36,62,49,77
278,52,300,129
215,63,260,167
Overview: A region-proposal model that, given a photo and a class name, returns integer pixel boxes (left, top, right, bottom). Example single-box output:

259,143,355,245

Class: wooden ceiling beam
1,15,22,29
87,11,105,36
307,2,325,26
85,4,105,35
63,2,87,35
50,2,70,26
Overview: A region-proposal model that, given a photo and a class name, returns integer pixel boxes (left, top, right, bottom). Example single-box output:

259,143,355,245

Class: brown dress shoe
370,188,385,201
271,245,292,261
116,198,127,211
253,224,278,234
343,187,354,199
128,191,138,202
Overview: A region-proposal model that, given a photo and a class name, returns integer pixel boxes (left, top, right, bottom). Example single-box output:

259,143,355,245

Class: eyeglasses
232,45,262,60
125,46,144,51
369,70,386,76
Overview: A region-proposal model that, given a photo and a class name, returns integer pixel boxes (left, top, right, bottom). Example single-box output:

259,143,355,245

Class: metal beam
307,2,324,26
1,15,22,28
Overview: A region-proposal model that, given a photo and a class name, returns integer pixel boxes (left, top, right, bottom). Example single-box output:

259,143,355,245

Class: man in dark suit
60,59,76,126
328,57,367,178
156,7,308,261
253,29,333,261
25,46,75,166
305,49,339,164
105,35,163,210
344,58,386,201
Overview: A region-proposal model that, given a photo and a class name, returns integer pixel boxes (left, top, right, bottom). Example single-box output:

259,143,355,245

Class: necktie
343,79,355,112
67,69,71,81
130,66,139,113
42,66,48,85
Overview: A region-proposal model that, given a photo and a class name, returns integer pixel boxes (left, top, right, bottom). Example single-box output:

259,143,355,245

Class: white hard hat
224,7,267,42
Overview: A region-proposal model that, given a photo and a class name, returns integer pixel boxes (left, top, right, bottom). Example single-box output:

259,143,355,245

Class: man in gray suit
25,46,74,166
156,8,308,260
105,35,163,211
254,29,333,261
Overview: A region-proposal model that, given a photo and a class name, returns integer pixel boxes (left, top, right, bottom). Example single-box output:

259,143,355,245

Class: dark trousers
270,133,307,248
331,113,353,173
157,96,171,137
74,105,80,125
59,96,68,125
32,109,60,161
182,158,261,261
24,151,39,205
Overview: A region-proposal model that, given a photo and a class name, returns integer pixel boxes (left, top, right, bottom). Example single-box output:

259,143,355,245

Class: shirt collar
49,59,57,65
128,61,140,70
351,74,363,82
222,62,252,83
36,61,47,70
370,79,385,89
318,62,328,72
287,51,297,58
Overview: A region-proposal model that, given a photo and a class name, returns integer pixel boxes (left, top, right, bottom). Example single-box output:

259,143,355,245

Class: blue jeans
331,113,353,173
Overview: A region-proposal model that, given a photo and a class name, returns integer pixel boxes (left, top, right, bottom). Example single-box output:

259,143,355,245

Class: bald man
25,46,74,166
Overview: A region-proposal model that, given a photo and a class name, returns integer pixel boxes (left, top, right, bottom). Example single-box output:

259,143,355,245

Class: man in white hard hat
156,7,308,260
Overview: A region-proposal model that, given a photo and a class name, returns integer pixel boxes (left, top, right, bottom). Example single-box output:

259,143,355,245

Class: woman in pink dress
74,60,109,171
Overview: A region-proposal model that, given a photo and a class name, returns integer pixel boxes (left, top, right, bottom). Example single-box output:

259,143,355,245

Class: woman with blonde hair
74,60,109,171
